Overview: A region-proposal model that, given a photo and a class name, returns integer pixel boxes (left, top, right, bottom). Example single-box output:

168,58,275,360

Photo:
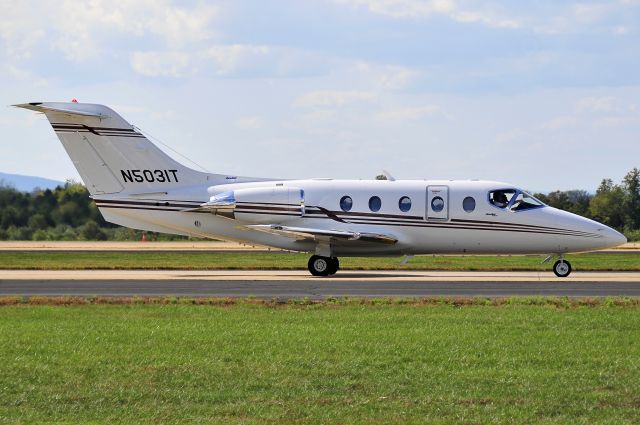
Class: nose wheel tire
308,255,340,276
553,259,572,278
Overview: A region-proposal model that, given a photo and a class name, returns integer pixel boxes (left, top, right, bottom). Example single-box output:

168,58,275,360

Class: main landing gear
308,255,340,276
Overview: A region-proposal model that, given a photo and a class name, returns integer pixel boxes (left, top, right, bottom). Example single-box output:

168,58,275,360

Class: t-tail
14,101,260,195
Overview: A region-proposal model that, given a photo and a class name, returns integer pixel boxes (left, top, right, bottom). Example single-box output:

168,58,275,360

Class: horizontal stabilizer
246,224,397,244
13,102,109,118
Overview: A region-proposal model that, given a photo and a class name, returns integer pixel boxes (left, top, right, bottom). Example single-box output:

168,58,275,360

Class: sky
1,0,639,193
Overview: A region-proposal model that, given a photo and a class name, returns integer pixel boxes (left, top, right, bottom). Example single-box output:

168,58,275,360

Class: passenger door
426,185,449,220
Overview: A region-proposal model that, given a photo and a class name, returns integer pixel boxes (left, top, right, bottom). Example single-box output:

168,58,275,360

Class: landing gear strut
308,255,339,276
553,259,572,278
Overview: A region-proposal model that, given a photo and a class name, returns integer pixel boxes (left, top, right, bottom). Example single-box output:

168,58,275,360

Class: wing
245,224,397,245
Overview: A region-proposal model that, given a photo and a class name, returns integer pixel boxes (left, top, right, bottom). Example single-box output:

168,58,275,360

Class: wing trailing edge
245,224,397,244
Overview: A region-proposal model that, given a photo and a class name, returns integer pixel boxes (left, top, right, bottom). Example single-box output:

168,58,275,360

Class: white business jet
15,102,627,277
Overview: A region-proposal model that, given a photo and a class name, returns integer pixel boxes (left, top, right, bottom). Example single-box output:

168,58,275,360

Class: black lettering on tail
121,170,133,183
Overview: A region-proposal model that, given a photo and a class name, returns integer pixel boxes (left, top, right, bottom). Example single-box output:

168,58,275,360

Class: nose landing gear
553,259,572,278
308,255,340,276
543,255,573,277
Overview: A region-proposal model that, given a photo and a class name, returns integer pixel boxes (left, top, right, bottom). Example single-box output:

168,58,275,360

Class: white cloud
204,45,270,76
532,2,638,34
235,116,263,129
0,0,217,61
130,44,331,79
495,128,526,144
375,105,440,123
56,0,216,61
130,51,190,77
0,2,47,59
1,64,48,87
572,3,611,25
335,0,521,29
352,62,419,90
157,4,217,46
542,95,639,132
336,0,640,34
542,116,579,130
593,116,629,128
336,0,454,18
575,96,618,113
613,25,629,34
376,67,417,89
295,90,376,108
451,8,520,29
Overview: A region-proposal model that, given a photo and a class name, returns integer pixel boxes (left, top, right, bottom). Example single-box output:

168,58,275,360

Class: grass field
0,251,638,270
1,303,639,424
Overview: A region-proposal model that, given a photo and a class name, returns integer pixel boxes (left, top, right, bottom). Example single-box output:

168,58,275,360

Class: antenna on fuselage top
382,170,396,181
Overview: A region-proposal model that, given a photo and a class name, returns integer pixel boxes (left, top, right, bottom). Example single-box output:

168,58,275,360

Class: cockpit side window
488,189,545,211
488,189,516,209
511,191,545,211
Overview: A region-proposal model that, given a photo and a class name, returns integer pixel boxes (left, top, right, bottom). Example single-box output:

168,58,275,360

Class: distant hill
0,172,65,192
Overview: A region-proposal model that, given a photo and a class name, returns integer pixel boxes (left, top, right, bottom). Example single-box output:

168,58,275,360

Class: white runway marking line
3,270,640,283
0,241,275,251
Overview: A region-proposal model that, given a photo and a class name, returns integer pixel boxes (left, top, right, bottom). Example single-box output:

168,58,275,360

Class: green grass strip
1,295,639,308
0,251,638,270
1,304,639,423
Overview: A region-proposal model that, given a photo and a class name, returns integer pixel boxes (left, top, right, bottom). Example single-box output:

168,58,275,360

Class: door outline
426,185,449,221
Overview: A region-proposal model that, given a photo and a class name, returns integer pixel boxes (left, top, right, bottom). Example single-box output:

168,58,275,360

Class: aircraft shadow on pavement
318,273,410,279
174,272,410,279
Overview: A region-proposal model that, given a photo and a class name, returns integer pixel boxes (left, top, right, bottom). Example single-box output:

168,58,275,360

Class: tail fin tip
13,102,109,118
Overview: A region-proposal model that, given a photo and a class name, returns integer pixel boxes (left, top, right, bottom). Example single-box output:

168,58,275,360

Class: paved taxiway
2,271,640,298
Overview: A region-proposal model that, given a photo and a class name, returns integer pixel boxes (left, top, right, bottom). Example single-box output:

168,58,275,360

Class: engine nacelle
204,186,304,223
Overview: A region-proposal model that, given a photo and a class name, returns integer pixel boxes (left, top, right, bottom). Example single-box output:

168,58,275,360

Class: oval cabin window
369,196,382,212
398,196,412,212
340,196,353,212
431,196,445,212
463,196,476,212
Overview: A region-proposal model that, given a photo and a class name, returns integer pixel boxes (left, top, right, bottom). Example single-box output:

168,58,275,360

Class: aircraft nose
600,226,627,248
545,208,627,252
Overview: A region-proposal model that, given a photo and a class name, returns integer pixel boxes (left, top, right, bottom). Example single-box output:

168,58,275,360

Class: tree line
532,168,640,241
1,168,639,241
0,182,185,241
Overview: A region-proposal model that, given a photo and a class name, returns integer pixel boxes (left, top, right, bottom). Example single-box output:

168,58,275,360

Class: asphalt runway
2,271,640,298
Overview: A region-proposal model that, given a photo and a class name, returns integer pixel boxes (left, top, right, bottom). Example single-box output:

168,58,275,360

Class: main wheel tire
553,259,572,277
327,257,340,275
308,255,330,276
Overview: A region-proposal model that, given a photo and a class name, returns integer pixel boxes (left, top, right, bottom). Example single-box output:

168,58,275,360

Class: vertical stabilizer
14,102,212,195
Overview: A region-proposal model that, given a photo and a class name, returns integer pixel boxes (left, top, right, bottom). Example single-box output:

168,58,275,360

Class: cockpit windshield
488,189,545,211
510,191,545,211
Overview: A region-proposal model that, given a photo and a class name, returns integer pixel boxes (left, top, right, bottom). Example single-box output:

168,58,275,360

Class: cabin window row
339,195,478,214
339,195,413,212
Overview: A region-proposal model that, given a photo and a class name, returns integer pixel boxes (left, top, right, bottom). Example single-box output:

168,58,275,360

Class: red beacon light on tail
71,99,78,103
